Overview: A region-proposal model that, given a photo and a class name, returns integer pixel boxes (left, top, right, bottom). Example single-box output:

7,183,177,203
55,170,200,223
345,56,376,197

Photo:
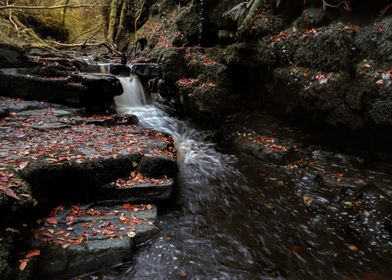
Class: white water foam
114,75,240,187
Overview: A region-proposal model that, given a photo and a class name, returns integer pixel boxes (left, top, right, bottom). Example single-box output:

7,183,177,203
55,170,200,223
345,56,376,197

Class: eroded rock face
0,44,124,114
139,0,392,133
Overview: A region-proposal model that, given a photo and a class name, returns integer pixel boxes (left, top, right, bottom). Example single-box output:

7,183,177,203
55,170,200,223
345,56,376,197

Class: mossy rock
237,12,284,41
294,7,336,29
175,5,202,45
0,239,13,280
368,98,392,127
346,60,392,113
354,15,392,65
273,66,350,111
293,23,355,71
206,43,259,66
158,48,187,82
326,105,364,129
263,23,356,71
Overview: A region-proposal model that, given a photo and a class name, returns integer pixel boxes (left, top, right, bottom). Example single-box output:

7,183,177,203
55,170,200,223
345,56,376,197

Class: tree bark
107,0,120,43
114,0,127,44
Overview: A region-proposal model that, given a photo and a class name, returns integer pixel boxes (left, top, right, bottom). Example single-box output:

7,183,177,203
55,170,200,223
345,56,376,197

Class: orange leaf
70,237,84,244
121,203,135,210
25,250,40,258
19,259,28,271
40,232,53,238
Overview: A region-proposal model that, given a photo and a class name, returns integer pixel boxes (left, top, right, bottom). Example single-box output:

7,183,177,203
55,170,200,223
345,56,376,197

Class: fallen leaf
61,244,70,249
66,216,74,225
46,218,58,225
25,250,40,258
0,186,20,200
5,227,20,234
348,244,359,252
70,237,84,244
19,259,28,271
40,232,53,238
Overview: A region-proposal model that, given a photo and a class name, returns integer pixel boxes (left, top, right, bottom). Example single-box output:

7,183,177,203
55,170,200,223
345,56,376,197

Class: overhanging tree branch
0,4,109,11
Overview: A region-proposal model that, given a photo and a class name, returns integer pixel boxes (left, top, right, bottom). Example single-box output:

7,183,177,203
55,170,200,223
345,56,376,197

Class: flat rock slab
32,204,159,278
0,97,177,209
97,178,175,203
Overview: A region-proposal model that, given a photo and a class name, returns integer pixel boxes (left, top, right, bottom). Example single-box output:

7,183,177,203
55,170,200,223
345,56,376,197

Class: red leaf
25,250,40,259
46,218,58,225
0,186,20,200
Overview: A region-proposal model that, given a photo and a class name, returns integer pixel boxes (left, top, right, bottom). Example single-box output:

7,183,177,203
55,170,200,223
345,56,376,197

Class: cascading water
115,75,241,190
110,74,252,279
90,73,392,280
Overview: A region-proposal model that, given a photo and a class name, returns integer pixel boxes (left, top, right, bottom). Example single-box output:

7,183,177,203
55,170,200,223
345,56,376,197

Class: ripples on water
87,76,392,280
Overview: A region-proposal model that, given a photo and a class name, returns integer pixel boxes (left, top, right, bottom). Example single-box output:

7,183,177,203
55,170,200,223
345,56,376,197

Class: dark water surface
83,76,392,280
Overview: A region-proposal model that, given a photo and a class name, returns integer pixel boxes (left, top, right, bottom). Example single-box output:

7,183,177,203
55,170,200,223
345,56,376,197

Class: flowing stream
87,74,392,279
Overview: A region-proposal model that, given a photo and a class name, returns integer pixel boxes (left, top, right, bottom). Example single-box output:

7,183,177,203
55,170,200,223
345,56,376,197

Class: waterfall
115,75,147,108
114,74,241,189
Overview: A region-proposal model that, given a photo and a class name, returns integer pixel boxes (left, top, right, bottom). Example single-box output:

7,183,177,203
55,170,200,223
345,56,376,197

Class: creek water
87,75,392,279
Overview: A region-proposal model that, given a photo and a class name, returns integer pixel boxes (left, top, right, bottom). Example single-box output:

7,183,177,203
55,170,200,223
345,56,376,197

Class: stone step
32,204,159,278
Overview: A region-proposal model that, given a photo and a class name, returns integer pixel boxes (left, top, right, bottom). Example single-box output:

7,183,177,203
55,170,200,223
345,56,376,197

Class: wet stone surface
32,204,158,279
0,97,177,279
0,97,176,206
228,112,392,256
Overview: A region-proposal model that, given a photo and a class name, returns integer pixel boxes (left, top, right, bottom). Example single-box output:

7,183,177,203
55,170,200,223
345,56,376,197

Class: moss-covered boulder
159,48,187,82
262,23,356,71
354,15,392,65
272,66,349,111
237,0,284,41
175,4,202,45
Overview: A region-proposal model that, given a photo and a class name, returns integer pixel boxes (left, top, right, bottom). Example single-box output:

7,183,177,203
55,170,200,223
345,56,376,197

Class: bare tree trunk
107,0,120,43
62,0,71,26
114,0,126,44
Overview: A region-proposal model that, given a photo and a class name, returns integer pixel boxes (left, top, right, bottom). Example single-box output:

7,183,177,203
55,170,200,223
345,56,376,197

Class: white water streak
114,75,240,187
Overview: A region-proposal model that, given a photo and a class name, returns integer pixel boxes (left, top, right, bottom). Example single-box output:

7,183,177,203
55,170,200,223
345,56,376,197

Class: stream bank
0,44,178,279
